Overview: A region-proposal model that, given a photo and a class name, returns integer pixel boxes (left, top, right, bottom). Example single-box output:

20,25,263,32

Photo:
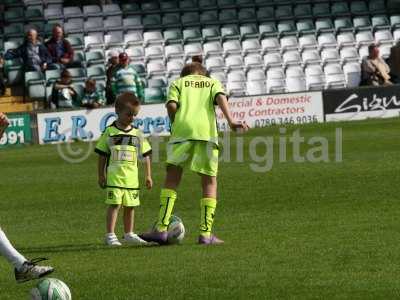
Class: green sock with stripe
156,188,177,232
199,198,217,238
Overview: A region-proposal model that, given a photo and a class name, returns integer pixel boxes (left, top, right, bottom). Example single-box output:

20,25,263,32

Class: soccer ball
30,278,71,300
167,215,185,244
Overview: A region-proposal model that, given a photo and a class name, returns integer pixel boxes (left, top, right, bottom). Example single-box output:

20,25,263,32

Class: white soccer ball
167,215,185,244
30,278,71,300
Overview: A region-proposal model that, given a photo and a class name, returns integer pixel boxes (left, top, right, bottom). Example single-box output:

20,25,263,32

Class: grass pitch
0,118,400,299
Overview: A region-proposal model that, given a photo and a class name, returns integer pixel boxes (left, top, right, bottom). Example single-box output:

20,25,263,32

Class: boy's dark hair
86,78,96,86
180,62,207,77
192,55,203,64
115,92,140,113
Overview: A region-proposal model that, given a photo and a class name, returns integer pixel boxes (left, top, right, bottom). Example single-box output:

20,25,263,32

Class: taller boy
141,63,248,245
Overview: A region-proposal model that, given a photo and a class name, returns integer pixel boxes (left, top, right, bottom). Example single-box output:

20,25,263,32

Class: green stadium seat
181,12,201,27
25,71,45,100
217,0,235,9
240,24,259,40
256,6,274,22
67,68,87,82
143,15,162,29
85,50,105,67
296,19,316,36
199,0,217,10
390,15,400,29
141,2,160,12
4,59,23,86
350,1,369,16
183,28,202,44
259,23,277,38
73,50,85,66
121,3,140,15
237,0,254,8
275,5,292,20
294,4,312,18
331,2,350,17
238,8,256,23
179,0,198,11
200,11,219,25
369,0,386,14
221,25,240,42
277,21,297,37
5,7,24,23
334,18,354,33
162,13,181,28
147,78,167,88
25,8,44,22
372,15,391,30
202,27,221,42
219,9,238,23
4,24,24,39
164,29,183,45
316,18,335,34
144,87,165,104
123,16,142,31
87,65,106,80
45,69,61,83
353,16,372,32
131,64,146,77
312,3,330,18
160,1,179,12
66,36,84,51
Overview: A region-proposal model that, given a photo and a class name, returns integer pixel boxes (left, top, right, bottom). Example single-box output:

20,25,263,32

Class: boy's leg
140,165,182,244
105,205,121,246
0,227,54,282
122,206,147,245
0,227,26,269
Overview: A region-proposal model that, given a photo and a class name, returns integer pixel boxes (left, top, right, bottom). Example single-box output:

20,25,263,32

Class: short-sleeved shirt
81,88,106,106
95,122,152,189
167,74,225,145
112,66,144,100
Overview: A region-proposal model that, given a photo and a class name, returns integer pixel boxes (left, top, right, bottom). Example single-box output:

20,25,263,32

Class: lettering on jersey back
184,80,211,88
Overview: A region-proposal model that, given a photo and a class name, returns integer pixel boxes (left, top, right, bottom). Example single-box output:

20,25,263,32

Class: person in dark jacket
4,28,52,73
45,24,76,69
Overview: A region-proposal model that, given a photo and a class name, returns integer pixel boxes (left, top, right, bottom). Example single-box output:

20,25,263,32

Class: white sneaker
122,233,148,245
105,233,122,246
15,258,54,283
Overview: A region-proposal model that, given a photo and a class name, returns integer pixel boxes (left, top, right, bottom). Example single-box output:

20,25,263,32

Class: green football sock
156,188,177,232
199,198,217,238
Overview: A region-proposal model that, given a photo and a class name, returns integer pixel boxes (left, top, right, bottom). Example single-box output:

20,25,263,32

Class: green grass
1,118,400,299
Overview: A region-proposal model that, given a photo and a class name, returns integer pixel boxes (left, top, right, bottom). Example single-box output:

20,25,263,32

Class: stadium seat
286,76,306,93
266,68,285,93
145,45,165,60
144,87,165,104
183,28,202,44
182,12,201,27
25,8,44,22
225,55,244,70
104,16,123,32
165,44,184,60
315,19,335,34
147,78,167,88
244,53,262,69
221,25,240,41
209,71,226,83
339,47,360,63
227,70,246,82
123,16,142,31
143,31,164,46
343,62,361,87
277,21,297,37
261,37,280,54
5,7,24,23
184,43,203,59
275,5,292,20
25,71,45,100
141,2,160,13
355,31,374,46
167,59,184,74
238,8,257,23
160,1,178,12
334,18,354,33
358,45,369,59
199,0,218,10
200,11,219,26
331,2,350,17
353,16,372,32
350,1,369,16
64,18,84,35
162,13,181,28
102,4,122,17
131,63,146,77
294,4,312,19
67,68,86,82
223,40,242,56
63,7,83,20
337,33,356,48
203,41,223,57
375,30,393,44
318,34,338,49
85,50,105,66
259,23,278,38
73,50,85,66
372,16,391,30
247,69,265,81
205,56,225,71
83,5,102,17
44,7,63,21
227,81,246,96
242,39,261,55
299,35,317,50
240,24,259,40
87,65,106,80
378,43,392,59
4,24,24,39
369,0,386,14
202,27,221,42
164,29,183,45
282,51,301,66
263,52,282,68
179,0,198,11
312,3,330,18
246,80,266,95
104,32,124,49
126,46,145,62
324,64,346,89
301,49,321,65
390,15,400,30
124,32,143,47
147,60,166,77
305,65,325,91
296,20,316,36
84,35,104,50
217,0,236,9
280,36,298,52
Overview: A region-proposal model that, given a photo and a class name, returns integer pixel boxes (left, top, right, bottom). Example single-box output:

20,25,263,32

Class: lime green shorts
166,141,219,176
106,188,140,207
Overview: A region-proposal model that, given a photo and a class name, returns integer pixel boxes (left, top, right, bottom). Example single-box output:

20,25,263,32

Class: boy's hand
98,176,106,189
229,121,249,133
145,176,153,190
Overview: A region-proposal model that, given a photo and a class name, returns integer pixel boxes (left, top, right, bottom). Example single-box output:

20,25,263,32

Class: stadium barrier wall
34,91,324,145
323,85,400,122
0,112,33,148
2,85,400,147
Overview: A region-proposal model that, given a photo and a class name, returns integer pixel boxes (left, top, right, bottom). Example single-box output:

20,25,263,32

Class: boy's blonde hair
115,92,140,114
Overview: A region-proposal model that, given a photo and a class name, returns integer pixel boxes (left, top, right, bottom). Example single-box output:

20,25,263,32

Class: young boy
140,63,249,245
95,92,153,246
81,78,106,109
0,112,54,282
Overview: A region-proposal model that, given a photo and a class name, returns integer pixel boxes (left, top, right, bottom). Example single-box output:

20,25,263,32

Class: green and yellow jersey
167,74,225,145
95,122,151,189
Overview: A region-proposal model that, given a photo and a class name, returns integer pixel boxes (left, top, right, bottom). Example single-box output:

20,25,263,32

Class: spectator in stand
361,44,392,86
51,69,77,108
111,53,144,102
388,41,400,84
81,78,106,109
45,24,76,69
3,29,52,73
106,50,119,105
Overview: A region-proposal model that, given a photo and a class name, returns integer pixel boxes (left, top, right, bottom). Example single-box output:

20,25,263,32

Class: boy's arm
97,155,107,189
0,112,9,137
166,101,178,123
144,155,153,189
216,94,249,132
